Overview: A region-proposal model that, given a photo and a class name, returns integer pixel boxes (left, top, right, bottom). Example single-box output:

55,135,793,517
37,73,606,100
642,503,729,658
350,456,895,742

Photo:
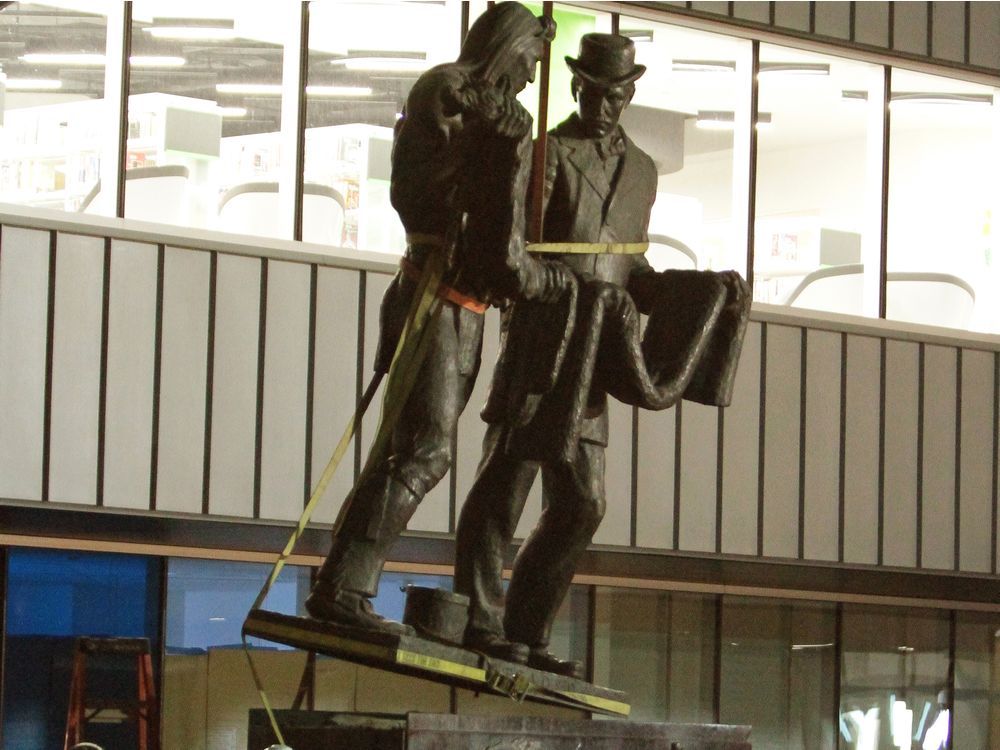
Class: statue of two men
306,3,751,682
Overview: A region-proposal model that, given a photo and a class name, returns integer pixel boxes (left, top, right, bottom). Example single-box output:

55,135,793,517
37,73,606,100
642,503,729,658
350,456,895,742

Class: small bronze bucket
402,586,469,645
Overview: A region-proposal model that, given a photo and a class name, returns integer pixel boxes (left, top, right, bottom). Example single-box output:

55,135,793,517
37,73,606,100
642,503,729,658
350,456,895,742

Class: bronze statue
305,2,571,637
454,33,751,678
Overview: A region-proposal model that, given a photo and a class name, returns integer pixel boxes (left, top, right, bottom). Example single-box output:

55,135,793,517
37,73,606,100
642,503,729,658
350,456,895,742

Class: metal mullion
293,4,310,242
148,245,165,511
746,40,760,286
116,4,131,218
95,237,112,506
879,67,891,319
304,265,318,507
253,259,269,519
42,231,57,502
201,252,218,515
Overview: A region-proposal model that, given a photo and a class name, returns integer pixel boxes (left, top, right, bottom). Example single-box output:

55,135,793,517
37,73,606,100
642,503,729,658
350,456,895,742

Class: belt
400,256,488,315
527,241,648,255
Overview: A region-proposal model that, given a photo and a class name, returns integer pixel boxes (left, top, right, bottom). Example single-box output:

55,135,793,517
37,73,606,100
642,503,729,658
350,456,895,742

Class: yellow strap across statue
527,241,648,255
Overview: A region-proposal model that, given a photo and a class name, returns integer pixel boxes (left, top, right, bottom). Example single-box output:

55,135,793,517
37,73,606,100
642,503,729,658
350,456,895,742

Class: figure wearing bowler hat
454,33,750,679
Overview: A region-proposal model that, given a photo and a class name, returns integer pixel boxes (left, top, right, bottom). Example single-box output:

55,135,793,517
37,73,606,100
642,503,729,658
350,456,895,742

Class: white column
101,0,127,217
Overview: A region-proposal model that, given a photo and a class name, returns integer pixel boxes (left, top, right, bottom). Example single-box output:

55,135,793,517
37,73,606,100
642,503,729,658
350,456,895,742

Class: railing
1,205,998,578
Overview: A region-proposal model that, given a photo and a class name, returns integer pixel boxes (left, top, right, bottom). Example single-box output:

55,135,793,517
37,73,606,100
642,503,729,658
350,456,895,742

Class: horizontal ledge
1,500,998,611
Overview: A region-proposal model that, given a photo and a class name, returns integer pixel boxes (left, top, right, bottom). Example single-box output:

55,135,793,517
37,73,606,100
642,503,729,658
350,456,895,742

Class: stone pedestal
248,710,751,750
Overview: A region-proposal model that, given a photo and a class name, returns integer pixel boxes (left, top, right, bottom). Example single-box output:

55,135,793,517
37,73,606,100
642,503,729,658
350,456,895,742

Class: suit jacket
483,114,658,447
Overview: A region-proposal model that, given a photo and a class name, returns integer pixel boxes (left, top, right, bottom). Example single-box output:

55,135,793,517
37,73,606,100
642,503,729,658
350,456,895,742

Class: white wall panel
814,2,851,40
678,402,718,553
882,340,919,568
49,233,103,505
855,2,890,47
922,345,957,570
103,240,157,510
208,254,261,518
970,2,1000,70
636,404,677,550
594,401,634,546
843,335,881,565
156,246,209,513
720,321,761,556
893,2,928,55
959,350,994,573
0,227,48,501
762,324,801,558
931,2,966,63
310,267,360,526
803,330,841,562
259,261,310,522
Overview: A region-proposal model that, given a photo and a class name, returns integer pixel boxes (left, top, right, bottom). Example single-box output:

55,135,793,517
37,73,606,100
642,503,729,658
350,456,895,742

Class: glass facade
3,546,1000,748
1,2,998,330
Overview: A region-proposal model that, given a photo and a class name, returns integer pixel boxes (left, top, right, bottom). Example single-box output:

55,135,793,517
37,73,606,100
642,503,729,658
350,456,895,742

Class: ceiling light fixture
332,52,429,73
672,59,735,73
217,106,248,117
696,110,772,130
308,84,374,97
891,91,993,106
20,52,105,65
621,29,654,43
146,17,236,40
758,62,831,75
5,78,62,90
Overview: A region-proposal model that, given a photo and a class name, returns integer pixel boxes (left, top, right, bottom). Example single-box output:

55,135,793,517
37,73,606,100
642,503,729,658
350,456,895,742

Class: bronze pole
528,2,554,243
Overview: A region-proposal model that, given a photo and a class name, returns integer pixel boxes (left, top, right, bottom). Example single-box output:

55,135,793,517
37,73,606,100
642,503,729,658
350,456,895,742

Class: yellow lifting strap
241,247,446,746
526,241,649,255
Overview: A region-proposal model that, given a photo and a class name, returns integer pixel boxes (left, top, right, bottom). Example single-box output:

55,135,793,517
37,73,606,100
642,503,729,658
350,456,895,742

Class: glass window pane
720,596,837,750
127,4,288,232
592,588,716,722
2,548,161,750
620,17,752,273
755,45,883,310
305,1,464,254
888,69,1000,332
840,604,950,750
954,611,1000,749
0,3,110,212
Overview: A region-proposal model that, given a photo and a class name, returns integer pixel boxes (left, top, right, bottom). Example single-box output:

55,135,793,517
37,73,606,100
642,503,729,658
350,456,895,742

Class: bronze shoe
527,648,585,680
464,629,529,664
305,581,414,637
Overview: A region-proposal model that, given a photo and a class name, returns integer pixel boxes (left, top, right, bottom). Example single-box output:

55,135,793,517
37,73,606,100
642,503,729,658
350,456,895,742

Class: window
840,604,950,750
887,69,1000,332
754,45,883,310
126,3,289,232
720,597,837,750
619,16,753,274
0,3,110,213
2,548,161,750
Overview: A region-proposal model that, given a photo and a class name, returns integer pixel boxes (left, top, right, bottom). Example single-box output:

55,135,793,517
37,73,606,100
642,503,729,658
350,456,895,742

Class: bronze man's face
576,80,632,138
504,38,545,95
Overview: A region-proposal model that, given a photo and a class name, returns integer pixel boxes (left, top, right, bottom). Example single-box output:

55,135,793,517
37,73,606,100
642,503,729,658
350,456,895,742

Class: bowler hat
565,33,646,86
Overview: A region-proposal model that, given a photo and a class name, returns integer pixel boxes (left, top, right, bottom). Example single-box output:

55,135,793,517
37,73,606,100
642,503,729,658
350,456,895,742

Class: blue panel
3,548,161,750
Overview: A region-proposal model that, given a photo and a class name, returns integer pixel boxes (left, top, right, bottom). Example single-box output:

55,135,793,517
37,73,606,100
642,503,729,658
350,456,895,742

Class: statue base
248,710,752,749
243,608,628,716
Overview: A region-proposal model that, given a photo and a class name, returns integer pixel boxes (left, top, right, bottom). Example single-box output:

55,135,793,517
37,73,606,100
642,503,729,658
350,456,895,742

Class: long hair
456,2,555,86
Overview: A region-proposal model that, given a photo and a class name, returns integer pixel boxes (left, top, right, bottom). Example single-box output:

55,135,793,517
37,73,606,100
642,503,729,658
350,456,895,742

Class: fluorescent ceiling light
146,17,236,40
672,59,735,73
217,106,247,117
333,57,430,72
216,83,373,97
891,91,993,106
842,89,868,102
759,62,831,75
696,110,772,130
21,52,105,65
621,29,654,43
5,78,62,90
130,55,186,68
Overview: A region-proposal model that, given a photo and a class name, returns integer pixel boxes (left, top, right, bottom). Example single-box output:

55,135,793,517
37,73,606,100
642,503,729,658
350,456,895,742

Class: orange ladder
63,636,159,750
